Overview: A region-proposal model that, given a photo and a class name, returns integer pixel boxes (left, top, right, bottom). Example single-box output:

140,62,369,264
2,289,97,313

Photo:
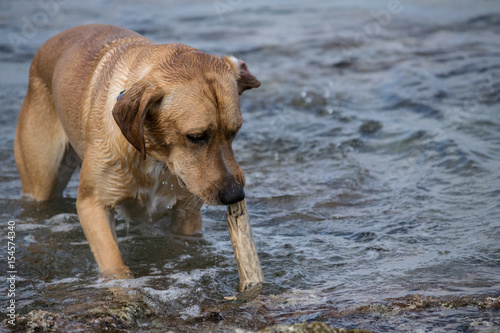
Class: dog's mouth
174,174,221,206
176,176,187,189
161,162,187,189
168,164,243,206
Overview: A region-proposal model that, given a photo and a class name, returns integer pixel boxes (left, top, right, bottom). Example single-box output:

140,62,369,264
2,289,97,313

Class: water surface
0,0,499,332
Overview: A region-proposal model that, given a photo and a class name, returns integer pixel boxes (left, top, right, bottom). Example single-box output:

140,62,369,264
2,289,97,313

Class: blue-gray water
0,0,499,332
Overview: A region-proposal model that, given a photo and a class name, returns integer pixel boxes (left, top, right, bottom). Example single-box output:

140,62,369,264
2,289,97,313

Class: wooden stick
226,199,264,292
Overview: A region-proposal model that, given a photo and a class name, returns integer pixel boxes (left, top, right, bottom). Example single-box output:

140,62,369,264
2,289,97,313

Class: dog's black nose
219,183,245,205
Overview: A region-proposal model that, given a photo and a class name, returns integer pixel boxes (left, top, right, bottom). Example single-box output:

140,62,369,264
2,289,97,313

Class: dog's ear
225,56,261,95
112,81,163,160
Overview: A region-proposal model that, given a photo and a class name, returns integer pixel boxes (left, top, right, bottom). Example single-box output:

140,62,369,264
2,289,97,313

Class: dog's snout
219,182,245,205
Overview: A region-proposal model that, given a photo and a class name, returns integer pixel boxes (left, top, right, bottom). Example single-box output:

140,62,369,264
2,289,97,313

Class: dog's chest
116,162,179,223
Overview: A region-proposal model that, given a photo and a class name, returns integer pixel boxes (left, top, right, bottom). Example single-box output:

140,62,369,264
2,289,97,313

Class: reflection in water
0,0,499,331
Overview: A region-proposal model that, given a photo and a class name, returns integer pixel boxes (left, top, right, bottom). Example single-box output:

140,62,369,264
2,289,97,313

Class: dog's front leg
77,194,131,279
170,199,203,236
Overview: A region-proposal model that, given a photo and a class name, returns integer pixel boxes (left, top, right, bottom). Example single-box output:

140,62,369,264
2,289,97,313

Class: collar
116,89,126,101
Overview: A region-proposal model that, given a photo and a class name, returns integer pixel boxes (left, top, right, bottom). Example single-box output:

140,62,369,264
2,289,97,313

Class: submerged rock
4,297,154,332
258,321,371,333
7,310,60,333
3,293,499,332
359,120,382,134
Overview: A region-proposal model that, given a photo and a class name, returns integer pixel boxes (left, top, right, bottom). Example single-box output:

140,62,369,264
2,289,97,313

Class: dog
14,24,260,278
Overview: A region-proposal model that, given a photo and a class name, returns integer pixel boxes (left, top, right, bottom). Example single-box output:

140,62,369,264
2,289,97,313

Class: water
1,0,500,332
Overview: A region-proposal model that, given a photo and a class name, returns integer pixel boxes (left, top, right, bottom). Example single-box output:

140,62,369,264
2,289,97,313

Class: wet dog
14,24,260,278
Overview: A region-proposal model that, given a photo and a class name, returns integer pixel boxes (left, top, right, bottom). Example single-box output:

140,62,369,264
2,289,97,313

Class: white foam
89,275,154,290
23,234,37,244
45,213,78,224
179,304,201,319
168,268,217,288
49,277,82,285
142,286,186,303
51,224,80,232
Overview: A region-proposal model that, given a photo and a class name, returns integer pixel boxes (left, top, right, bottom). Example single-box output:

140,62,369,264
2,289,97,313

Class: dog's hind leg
14,69,79,201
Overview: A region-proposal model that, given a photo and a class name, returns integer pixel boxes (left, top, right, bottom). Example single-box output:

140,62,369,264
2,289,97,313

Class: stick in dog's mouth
226,199,264,292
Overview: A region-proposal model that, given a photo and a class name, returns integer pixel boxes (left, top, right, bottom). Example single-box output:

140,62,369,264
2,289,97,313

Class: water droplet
170,184,174,191
323,87,331,99
162,181,166,185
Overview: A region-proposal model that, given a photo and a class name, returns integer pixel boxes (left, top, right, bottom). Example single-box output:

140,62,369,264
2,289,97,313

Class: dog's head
112,49,260,206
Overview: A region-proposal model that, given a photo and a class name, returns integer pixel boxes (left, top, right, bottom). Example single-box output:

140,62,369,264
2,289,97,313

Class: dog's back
14,25,153,199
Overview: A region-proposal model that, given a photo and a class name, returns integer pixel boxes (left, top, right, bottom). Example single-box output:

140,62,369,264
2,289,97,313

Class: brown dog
14,24,260,278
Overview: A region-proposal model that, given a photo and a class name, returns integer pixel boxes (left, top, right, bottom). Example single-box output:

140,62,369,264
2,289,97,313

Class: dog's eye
186,133,209,144
229,130,238,140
